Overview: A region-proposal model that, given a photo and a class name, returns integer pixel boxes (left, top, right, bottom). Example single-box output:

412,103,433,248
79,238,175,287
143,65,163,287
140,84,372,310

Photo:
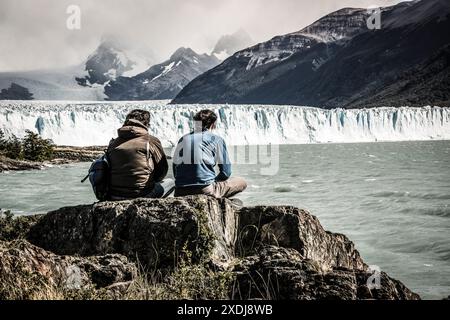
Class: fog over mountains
0,30,251,101
212,29,254,60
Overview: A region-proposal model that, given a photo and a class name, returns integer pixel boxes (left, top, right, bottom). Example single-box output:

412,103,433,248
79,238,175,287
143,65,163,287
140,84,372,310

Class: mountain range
1,0,448,107
75,38,155,87
173,0,450,108
103,29,254,100
0,65,106,101
0,30,250,101
104,47,220,100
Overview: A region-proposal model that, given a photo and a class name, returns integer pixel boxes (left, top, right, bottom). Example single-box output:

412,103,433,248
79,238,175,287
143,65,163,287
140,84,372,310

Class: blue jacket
173,130,231,187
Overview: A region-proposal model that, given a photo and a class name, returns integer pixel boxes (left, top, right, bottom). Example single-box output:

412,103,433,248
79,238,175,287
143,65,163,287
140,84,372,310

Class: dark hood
117,119,149,139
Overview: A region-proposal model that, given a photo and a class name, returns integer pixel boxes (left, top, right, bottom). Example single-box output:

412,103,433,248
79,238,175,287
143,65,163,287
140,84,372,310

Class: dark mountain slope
173,0,450,108
105,48,219,100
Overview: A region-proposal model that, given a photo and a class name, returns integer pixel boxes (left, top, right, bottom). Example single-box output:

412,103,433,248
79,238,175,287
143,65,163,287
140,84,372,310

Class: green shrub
0,130,55,161
0,130,24,160
0,209,43,241
22,130,54,162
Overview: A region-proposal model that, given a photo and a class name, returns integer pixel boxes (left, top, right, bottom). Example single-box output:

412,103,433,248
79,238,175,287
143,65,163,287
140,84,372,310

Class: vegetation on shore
0,129,54,162
0,130,107,172
0,209,43,242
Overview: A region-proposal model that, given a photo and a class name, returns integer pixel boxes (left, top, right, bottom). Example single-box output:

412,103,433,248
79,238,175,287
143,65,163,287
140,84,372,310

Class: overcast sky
0,0,404,72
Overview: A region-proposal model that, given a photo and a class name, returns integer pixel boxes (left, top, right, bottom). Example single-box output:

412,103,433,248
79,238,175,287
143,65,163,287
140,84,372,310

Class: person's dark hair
193,109,218,131
125,109,151,127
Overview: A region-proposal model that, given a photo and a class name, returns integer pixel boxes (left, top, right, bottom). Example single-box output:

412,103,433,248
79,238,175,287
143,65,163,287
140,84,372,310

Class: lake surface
1,141,449,299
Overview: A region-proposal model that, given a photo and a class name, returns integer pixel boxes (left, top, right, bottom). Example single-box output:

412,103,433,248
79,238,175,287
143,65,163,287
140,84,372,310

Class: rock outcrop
0,155,42,172
237,206,366,271
0,146,105,172
1,196,420,300
0,240,136,299
232,246,418,300
52,146,105,163
27,196,238,269
0,83,34,100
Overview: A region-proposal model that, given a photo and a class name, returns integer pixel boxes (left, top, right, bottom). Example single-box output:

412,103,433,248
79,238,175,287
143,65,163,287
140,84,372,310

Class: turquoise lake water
1,141,449,299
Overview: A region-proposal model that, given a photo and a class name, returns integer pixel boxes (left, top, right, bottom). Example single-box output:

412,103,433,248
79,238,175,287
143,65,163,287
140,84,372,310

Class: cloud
0,0,404,71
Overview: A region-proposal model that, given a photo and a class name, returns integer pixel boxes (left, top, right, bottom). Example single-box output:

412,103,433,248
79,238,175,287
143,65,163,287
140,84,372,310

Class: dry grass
124,249,234,300
0,241,234,300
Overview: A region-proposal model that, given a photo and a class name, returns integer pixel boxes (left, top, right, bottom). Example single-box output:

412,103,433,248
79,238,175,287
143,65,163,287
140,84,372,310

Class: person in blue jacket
173,109,247,199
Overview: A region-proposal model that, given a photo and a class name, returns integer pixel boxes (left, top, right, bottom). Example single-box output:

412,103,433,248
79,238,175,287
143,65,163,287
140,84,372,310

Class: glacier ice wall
0,100,449,147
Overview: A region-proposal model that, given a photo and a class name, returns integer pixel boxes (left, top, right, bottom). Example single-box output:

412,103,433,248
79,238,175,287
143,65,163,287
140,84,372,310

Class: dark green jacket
107,119,168,198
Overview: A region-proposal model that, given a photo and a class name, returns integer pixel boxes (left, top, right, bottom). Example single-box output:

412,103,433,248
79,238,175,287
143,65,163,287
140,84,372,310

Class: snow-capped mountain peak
104,47,220,100
77,38,155,86
170,47,196,60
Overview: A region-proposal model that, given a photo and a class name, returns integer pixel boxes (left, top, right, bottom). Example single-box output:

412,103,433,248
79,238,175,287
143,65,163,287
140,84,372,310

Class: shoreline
0,146,105,172
2,140,449,173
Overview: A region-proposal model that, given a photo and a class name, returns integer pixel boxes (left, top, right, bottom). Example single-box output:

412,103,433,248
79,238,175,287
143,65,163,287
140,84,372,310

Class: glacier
0,100,449,147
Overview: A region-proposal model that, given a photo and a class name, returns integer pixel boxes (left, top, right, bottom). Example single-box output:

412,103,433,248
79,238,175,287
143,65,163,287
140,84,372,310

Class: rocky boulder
232,245,420,300
237,206,367,271
5,195,421,300
0,240,136,299
27,196,238,269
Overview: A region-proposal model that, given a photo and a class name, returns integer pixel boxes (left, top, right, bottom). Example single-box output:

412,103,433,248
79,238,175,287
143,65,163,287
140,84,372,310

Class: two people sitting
107,109,247,200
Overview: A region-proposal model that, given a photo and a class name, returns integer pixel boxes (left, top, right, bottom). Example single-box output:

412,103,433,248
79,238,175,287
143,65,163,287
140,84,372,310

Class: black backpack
81,152,111,201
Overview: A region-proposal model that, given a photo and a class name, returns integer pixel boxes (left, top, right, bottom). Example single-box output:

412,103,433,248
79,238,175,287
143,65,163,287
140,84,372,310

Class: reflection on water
1,140,450,299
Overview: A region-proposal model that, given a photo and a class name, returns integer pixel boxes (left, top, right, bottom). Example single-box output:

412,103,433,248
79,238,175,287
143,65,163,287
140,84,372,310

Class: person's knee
233,177,247,192
241,178,248,191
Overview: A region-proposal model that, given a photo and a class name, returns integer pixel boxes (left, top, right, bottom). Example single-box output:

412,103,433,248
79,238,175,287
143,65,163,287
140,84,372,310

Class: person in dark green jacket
107,109,174,200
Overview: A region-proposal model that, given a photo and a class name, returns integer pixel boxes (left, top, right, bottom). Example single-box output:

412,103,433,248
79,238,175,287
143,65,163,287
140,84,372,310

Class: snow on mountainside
0,64,107,101
234,7,370,72
212,29,255,60
1,101,449,148
76,39,155,86
293,8,369,42
0,38,155,101
105,47,220,100
173,0,450,108
105,30,253,100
